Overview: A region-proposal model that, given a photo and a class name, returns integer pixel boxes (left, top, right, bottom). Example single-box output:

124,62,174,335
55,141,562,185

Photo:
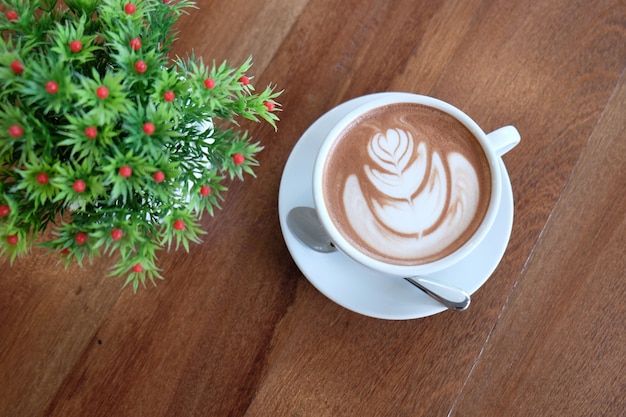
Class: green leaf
77,69,130,125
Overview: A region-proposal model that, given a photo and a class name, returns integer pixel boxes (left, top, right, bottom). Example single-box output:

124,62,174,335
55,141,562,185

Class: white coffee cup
312,93,520,277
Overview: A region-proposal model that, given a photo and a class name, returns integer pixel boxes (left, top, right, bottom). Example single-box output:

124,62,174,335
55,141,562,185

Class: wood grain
1,0,625,416
452,71,626,417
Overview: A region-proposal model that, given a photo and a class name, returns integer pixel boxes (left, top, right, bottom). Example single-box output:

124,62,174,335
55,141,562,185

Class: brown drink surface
322,103,492,265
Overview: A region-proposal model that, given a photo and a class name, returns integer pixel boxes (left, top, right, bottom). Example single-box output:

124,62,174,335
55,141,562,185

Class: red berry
131,263,143,273
200,185,211,196
69,40,83,53
129,37,141,51
0,205,10,217
10,60,24,75
173,219,185,231
232,153,245,165
73,179,86,193
96,86,109,99
9,125,24,138
46,81,59,94
85,126,98,139
204,78,215,89
5,10,18,22
61,248,70,255
75,232,88,245
264,101,275,111
153,171,165,183
238,76,250,85
119,165,132,178
36,173,49,184
135,60,147,74
111,228,123,241
143,122,155,135
163,90,175,102
7,234,18,245
124,3,136,14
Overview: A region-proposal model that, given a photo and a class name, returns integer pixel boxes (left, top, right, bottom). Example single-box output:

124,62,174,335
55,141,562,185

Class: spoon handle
404,277,471,311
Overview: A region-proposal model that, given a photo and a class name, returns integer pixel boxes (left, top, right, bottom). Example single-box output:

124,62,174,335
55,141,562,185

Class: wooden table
2,1,625,416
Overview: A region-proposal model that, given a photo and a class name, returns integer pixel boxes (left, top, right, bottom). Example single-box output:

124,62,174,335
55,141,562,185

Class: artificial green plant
0,0,281,290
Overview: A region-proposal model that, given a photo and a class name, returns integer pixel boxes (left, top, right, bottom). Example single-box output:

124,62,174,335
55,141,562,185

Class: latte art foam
322,103,492,265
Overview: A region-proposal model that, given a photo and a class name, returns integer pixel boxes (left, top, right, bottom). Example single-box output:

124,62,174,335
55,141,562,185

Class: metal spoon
287,206,471,311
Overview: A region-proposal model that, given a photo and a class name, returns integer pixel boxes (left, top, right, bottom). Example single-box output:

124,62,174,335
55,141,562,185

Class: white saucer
278,93,514,320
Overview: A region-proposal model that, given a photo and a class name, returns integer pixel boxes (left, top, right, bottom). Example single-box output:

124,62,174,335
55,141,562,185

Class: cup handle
486,125,520,156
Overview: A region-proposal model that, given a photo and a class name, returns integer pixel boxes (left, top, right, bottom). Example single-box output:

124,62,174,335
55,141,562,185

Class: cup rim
312,92,503,276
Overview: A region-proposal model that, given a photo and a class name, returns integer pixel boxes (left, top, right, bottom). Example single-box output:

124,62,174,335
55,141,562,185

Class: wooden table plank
0,257,123,417
172,0,310,74
452,71,626,417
